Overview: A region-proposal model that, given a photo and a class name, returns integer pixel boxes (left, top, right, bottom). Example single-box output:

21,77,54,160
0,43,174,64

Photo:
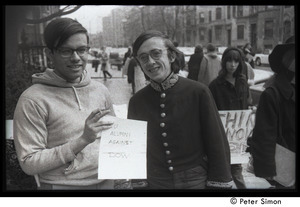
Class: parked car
250,69,274,105
216,46,227,59
109,52,123,70
254,49,272,66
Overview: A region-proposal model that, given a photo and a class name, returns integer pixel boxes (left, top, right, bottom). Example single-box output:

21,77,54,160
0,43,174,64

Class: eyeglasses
55,46,90,58
137,49,167,64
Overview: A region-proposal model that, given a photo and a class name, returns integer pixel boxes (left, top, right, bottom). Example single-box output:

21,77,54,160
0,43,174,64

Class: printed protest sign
219,110,255,164
98,116,147,179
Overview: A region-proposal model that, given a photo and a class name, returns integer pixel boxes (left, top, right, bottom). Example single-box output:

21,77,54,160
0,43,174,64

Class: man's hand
82,108,114,143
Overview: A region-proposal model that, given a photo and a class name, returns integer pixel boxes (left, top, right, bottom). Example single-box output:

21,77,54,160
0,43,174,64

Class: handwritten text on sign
219,110,255,164
98,116,147,179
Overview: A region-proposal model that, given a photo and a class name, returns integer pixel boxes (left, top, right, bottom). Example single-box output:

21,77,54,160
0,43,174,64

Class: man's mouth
68,65,82,70
148,66,159,73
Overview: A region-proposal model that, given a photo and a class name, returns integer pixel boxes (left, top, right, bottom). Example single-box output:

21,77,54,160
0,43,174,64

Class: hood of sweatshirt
32,68,91,110
32,68,91,88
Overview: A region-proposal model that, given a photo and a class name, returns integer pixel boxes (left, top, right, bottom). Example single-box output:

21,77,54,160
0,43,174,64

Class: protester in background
209,47,253,189
123,47,132,66
173,41,185,70
101,46,112,81
187,44,204,81
13,18,115,190
92,51,101,73
122,47,132,78
127,30,232,189
249,36,295,188
198,43,221,86
242,43,255,68
127,57,137,94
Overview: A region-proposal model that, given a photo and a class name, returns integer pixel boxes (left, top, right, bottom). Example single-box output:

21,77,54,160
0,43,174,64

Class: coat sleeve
199,87,233,188
251,88,278,178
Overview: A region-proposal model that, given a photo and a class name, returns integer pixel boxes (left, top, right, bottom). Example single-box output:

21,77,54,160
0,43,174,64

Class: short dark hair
132,30,182,73
44,17,89,51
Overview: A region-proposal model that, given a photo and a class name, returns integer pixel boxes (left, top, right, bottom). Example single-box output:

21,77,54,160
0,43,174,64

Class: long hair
44,17,89,51
219,47,246,79
132,30,182,73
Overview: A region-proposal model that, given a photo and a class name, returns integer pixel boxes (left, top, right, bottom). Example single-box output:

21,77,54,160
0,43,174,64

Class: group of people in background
91,46,112,81
13,17,295,190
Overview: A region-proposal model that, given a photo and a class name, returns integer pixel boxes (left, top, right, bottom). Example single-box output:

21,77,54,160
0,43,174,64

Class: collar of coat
150,72,179,92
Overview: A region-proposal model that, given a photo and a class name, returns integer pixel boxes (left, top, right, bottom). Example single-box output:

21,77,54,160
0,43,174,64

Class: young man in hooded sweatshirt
13,18,116,190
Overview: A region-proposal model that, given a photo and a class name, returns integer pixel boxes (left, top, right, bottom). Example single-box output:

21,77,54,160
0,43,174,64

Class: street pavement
86,62,272,189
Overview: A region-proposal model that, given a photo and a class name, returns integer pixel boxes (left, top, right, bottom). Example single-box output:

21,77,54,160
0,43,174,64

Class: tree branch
24,6,81,24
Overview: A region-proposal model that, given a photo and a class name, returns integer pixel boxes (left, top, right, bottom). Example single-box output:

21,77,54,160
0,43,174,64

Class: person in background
187,44,204,81
172,41,186,70
127,30,232,189
209,47,253,189
249,36,295,189
122,47,132,78
13,18,115,190
127,57,137,94
198,43,221,86
101,46,112,81
92,51,101,73
242,43,255,68
123,47,132,66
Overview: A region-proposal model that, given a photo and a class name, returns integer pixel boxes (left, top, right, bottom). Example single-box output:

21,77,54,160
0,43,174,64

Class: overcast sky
62,5,121,34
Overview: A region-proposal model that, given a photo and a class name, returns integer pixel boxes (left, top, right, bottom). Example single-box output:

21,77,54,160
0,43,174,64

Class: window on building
237,6,243,17
233,6,236,18
186,30,191,42
215,25,222,41
284,20,291,37
227,6,231,19
187,18,191,26
264,20,273,39
285,6,291,8
216,8,222,20
237,25,244,39
199,12,205,23
199,29,205,41
250,6,257,14
209,11,212,22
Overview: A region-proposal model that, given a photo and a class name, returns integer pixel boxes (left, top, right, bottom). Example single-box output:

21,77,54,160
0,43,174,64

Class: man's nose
70,51,81,60
148,55,156,64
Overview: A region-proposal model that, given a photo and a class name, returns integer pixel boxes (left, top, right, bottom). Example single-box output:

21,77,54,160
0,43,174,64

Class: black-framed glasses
137,49,167,64
56,46,90,58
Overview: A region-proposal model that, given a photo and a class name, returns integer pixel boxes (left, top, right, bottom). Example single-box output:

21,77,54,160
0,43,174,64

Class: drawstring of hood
72,86,82,110
32,68,91,111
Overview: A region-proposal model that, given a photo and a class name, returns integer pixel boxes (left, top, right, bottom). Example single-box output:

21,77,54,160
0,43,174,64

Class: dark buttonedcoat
251,74,295,178
128,74,232,186
209,75,250,110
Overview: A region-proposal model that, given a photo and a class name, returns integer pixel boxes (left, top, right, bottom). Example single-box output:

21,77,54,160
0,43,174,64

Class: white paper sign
6,120,14,140
98,117,147,179
219,110,255,164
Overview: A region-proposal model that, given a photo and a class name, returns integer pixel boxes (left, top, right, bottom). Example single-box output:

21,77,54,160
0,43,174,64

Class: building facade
102,5,294,52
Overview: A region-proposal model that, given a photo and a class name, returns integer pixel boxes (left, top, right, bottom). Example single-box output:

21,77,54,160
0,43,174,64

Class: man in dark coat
250,36,295,188
127,30,232,189
187,44,204,81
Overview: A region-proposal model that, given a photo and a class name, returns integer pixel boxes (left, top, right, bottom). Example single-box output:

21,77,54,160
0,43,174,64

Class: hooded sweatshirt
198,52,221,86
13,68,115,186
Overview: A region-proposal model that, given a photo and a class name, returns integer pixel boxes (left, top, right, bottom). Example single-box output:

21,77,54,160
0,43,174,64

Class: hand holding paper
82,108,114,143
